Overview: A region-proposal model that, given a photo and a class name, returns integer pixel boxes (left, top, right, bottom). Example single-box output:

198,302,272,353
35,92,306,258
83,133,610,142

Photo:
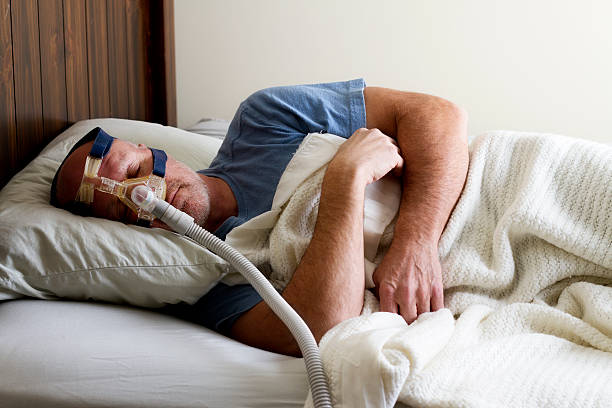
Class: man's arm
231,86,468,355
364,87,469,323
231,128,403,356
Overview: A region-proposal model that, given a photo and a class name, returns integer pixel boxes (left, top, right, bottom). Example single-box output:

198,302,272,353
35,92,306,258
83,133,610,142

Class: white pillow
184,117,230,140
0,118,230,308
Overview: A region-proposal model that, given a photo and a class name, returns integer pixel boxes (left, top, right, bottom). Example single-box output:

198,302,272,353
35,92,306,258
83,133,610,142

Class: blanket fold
231,131,612,407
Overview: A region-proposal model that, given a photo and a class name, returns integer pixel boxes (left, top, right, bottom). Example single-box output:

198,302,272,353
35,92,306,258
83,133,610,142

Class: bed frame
0,0,176,189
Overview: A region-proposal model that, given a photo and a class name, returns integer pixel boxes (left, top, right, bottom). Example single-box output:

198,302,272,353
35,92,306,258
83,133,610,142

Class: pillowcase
184,117,230,140
0,118,231,308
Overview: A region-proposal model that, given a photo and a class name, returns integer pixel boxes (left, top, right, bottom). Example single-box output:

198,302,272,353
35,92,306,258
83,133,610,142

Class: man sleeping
50,79,470,357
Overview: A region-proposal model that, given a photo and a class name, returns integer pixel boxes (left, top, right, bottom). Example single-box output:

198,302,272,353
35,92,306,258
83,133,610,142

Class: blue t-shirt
170,79,367,334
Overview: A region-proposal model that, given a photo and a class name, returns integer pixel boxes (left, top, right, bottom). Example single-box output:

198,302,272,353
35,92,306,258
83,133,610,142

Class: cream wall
175,0,612,144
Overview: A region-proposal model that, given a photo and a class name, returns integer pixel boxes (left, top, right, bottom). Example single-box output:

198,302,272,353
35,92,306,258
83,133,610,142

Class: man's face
55,139,211,229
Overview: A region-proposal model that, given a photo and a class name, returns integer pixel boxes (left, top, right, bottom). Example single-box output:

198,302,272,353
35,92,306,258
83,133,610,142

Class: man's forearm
393,98,468,244
365,87,469,243
230,164,368,356
283,163,368,334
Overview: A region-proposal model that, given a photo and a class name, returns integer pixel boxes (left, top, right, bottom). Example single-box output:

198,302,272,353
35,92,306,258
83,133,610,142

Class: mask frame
74,129,167,226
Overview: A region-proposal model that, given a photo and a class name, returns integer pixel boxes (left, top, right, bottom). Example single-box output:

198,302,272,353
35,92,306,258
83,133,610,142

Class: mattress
0,299,308,408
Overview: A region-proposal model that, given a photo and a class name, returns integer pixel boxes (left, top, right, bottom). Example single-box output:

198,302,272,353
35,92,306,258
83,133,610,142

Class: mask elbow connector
131,185,194,235
131,185,157,213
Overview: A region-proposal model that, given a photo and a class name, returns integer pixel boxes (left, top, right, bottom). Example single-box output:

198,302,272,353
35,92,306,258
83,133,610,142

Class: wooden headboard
0,0,176,188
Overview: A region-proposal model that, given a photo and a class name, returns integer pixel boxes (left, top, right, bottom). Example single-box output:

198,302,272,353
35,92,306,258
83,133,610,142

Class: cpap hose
131,186,332,408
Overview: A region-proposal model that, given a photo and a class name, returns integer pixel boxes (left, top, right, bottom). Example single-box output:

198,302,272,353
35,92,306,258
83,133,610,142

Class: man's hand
328,127,404,185
373,240,444,323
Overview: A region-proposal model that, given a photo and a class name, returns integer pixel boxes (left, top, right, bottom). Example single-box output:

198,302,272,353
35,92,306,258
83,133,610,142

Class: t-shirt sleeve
164,283,262,336
237,78,367,140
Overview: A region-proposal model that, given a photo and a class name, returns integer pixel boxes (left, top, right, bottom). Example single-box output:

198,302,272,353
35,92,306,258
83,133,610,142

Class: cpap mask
75,129,167,226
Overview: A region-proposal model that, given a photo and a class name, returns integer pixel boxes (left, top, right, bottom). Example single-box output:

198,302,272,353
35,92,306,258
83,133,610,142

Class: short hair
49,127,104,211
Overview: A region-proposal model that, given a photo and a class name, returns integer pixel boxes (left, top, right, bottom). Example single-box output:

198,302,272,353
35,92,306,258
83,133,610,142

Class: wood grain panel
107,0,129,119
0,0,177,189
39,0,68,140
162,0,176,126
149,0,176,126
64,0,89,123
86,0,110,118
0,0,16,186
11,0,44,163
126,0,148,121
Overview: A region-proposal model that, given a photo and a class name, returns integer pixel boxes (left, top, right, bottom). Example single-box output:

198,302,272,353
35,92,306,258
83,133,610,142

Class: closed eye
127,162,141,178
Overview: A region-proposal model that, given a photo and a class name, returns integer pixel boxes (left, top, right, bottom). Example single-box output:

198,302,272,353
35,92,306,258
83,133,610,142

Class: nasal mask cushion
75,128,167,227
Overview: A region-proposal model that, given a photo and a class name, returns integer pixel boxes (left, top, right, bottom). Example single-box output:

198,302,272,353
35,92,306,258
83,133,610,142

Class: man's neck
198,174,238,232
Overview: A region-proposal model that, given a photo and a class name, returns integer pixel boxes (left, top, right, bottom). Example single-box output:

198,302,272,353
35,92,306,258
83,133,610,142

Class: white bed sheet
0,299,308,408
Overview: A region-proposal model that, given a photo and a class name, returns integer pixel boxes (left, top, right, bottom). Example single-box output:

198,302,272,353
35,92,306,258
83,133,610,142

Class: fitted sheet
0,299,308,408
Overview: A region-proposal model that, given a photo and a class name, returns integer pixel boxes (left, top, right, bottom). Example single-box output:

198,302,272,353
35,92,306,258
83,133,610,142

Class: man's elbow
444,100,468,126
395,92,468,142
444,100,469,141
447,103,469,147
419,93,467,119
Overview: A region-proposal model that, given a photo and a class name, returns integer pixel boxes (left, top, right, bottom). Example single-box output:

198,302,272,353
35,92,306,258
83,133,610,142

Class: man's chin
190,207,209,228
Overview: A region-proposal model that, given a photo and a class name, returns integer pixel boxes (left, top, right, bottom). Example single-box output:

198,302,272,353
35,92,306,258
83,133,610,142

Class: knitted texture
307,132,612,408
229,130,612,406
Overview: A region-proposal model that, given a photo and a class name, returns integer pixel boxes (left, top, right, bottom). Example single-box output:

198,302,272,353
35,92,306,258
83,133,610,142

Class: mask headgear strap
75,129,115,205
150,148,167,177
89,129,114,159
135,148,167,228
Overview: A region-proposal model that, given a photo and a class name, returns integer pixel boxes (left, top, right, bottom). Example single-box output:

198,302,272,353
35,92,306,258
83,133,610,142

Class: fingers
416,284,431,315
401,303,418,324
398,284,417,323
392,162,404,178
398,280,429,324
349,128,404,181
374,245,444,325
380,131,404,176
378,270,442,325
378,283,399,314
431,279,445,311
379,280,422,324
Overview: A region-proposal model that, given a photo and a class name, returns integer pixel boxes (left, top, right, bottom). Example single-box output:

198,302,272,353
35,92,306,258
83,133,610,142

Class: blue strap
150,148,167,177
89,128,115,159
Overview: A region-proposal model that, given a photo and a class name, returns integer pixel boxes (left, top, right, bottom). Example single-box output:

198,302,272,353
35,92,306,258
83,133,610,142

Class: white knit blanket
227,131,612,407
